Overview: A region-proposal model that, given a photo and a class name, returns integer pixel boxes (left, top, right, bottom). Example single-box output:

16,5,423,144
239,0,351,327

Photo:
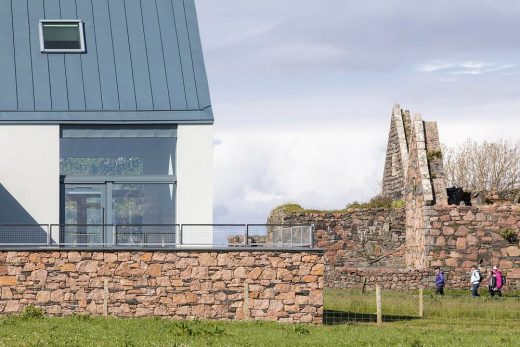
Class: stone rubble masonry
330,267,520,291
268,208,407,287
0,251,324,324
381,104,409,200
419,204,520,282
382,104,447,206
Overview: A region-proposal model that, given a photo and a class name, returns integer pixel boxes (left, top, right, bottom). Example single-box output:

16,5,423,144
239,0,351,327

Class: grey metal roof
0,0,213,124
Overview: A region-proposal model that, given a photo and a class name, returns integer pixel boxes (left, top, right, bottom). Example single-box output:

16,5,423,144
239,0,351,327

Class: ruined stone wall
425,205,520,280
269,208,406,287
329,267,520,291
404,115,434,269
0,250,323,323
382,105,409,200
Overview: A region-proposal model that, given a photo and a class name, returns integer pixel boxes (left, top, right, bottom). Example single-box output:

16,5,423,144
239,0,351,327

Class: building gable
0,0,212,124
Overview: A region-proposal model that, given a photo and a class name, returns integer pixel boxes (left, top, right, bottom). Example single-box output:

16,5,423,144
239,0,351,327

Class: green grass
0,290,519,346
0,315,518,347
325,288,520,320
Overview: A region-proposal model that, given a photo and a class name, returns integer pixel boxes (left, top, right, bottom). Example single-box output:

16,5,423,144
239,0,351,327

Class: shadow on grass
323,310,419,325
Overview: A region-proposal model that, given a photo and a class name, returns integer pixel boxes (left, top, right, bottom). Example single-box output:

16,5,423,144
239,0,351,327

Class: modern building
0,0,213,245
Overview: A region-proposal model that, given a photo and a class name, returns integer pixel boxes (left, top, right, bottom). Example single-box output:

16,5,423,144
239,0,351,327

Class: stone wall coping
0,247,324,254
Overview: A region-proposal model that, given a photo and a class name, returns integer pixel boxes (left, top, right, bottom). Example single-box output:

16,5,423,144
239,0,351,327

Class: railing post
376,284,382,325
310,224,315,248
112,225,117,246
244,224,249,246
47,224,52,246
180,225,183,246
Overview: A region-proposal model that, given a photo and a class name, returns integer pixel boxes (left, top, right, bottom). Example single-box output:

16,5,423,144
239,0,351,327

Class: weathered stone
0,276,17,286
247,267,262,280
467,234,479,246
77,260,98,273
505,246,520,257
146,264,162,277
60,263,76,272
456,238,467,250
36,291,50,303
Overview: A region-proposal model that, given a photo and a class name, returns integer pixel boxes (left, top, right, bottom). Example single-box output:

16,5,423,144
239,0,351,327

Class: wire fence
0,224,314,249
323,287,520,325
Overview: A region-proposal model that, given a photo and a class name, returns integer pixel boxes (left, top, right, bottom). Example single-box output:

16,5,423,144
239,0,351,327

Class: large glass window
112,184,175,225
60,138,176,176
39,20,85,53
60,127,177,233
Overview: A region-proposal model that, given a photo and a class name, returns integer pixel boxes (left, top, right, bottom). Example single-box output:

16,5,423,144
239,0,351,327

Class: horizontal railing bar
0,224,315,249
180,224,248,227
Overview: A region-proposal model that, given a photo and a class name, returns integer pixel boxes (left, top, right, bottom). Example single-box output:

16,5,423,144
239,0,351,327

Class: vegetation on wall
500,228,519,244
347,196,405,210
272,196,405,216
426,150,443,161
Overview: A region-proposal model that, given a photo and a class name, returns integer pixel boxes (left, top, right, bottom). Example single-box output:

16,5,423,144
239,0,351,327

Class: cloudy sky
195,0,520,223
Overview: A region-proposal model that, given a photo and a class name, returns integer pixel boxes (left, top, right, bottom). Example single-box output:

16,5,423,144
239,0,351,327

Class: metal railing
0,224,314,249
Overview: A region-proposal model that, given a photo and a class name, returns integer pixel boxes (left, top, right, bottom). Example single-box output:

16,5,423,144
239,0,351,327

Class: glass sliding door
112,184,176,245
63,185,105,244
61,183,176,245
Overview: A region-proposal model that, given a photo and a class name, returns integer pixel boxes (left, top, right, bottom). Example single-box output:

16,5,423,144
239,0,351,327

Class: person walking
470,265,481,297
493,265,504,297
435,267,445,295
488,269,496,297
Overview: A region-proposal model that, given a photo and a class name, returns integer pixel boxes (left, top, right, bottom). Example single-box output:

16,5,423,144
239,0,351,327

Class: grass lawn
0,289,518,347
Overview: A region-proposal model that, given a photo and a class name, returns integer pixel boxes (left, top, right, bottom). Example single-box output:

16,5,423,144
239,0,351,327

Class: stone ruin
382,104,447,205
270,104,520,290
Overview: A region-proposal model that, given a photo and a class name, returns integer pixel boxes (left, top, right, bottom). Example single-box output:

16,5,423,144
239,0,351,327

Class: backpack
489,275,496,288
478,270,483,283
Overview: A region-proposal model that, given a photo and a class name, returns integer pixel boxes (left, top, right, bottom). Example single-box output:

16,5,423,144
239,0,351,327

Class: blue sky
196,0,520,223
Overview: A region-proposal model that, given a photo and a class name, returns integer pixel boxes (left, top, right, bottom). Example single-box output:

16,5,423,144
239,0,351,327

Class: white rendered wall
176,125,214,245
0,125,59,240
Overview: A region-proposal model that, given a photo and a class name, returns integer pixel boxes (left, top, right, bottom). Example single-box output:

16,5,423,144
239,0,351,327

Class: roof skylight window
39,20,85,53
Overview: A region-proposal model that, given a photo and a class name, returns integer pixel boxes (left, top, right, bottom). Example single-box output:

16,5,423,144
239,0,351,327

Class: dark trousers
471,283,480,297
435,285,444,295
489,286,495,297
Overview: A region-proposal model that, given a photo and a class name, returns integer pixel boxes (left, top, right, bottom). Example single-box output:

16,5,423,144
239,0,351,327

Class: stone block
36,291,50,303
247,267,262,280
467,234,479,246
146,264,162,277
456,238,467,250
505,246,520,257
0,276,17,286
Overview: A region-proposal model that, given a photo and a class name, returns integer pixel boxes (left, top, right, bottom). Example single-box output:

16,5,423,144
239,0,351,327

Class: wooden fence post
243,283,251,320
103,278,109,317
376,284,382,325
418,287,424,318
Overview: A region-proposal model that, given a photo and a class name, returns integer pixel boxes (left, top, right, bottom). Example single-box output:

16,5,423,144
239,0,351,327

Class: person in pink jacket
493,265,504,297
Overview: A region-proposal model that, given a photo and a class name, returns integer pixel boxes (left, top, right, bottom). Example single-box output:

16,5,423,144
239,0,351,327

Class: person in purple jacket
435,267,445,295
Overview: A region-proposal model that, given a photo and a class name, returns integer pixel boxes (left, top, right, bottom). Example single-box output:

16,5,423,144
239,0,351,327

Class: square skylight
39,20,85,53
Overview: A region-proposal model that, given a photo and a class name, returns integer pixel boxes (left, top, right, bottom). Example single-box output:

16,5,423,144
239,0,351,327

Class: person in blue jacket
435,267,445,295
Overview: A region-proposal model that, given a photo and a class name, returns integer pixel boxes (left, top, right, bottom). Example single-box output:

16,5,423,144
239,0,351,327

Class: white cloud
419,61,515,75
213,128,386,223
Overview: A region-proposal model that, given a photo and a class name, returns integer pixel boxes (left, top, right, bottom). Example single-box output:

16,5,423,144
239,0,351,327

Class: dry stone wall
269,208,406,287
0,250,324,323
425,205,520,281
329,267,520,291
